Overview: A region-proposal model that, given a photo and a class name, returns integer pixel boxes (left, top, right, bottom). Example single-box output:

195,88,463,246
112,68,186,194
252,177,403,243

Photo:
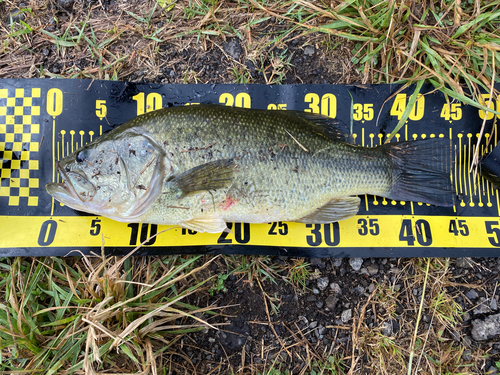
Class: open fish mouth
46,162,95,204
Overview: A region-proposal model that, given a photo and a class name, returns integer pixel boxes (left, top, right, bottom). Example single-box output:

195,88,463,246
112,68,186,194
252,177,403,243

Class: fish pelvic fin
295,197,360,223
181,216,228,233
382,138,455,207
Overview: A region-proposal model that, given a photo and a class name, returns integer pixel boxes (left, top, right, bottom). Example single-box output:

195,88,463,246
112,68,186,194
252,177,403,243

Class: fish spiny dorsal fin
284,110,354,144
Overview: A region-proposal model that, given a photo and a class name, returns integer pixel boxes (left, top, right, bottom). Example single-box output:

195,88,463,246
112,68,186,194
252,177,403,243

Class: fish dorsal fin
168,159,234,198
286,110,354,144
181,216,228,233
295,197,360,223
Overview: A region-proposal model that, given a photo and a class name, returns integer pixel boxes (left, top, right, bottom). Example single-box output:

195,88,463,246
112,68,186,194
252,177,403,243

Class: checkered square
0,87,41,206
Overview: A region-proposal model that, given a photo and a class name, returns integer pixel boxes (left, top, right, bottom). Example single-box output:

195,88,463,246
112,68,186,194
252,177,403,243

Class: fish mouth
46,162,95,204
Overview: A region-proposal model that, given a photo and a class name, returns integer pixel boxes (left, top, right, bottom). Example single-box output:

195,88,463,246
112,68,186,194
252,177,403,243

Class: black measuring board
1,78,499,258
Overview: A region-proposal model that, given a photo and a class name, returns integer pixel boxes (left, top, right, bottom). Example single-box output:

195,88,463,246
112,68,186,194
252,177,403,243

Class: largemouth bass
46,105,454,233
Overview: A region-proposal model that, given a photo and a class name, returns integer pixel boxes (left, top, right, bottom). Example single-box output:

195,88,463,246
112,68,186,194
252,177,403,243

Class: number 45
440,103,462,121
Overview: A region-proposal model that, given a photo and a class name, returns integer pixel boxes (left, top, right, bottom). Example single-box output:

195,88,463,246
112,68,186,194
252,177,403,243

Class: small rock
325,295,337,310
461,312,471,322
353,286,365,295
491,297,498,310
9,8,25,24
330,282,342,294
318,325,326,335
465,289,478,300
450,330,461,342
462,335,472,347
169,70,175,77
487,366,499,375
456,257,474,268
306,295,317,302
474,297,493,315
317,277,329,291
224,39,242,60
309,321,318,329
304,45,315,56
311,258,325,269
331,258,342,267
316,300,324,309
471,313,500,341
341,309,352,323
381,321,393,336
312,288,320,295
42,49,50,56
368,283,376,293
58,0,75,10
208,337,216,343
462,350,471,361
367,263,379,276
349,258,363,271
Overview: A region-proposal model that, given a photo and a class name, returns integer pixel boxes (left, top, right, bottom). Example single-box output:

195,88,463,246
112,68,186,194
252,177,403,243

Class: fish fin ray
181,216,227,233
170,159,234,198
382,139,455,206
285,111,354,144
295,197,360,223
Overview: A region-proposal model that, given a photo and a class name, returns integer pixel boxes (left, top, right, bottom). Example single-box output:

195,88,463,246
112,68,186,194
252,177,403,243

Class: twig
285,129,308,152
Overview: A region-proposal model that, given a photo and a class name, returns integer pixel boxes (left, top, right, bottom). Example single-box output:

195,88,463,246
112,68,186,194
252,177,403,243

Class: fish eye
76,150,86,163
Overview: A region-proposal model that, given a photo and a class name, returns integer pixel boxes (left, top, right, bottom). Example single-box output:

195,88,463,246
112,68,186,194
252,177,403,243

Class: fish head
46,129,168,221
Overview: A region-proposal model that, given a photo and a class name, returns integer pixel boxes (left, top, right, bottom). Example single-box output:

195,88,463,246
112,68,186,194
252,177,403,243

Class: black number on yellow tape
38,220,57,246
306,223,340,247
485,221,500,247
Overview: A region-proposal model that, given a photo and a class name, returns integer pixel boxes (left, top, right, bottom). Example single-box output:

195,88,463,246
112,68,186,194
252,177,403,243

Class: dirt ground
1,0,500,374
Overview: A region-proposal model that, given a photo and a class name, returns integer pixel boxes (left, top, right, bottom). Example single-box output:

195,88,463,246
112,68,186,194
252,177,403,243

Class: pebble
341,309,352,323
312,287,320,295
304,45,315,56
325,295,337,310
456,257,474,268
224,39,242,60
331,258,342,267
311,258,325,269
353,286,365,295
317,277,329,291
309,321,318,329
465,289,478,300
366,263,379,275
381,321,392,336
58,0,75,9
462,350,471,361
471,312,500,341
9,8,25,23
474,297,494,315
349,258,363,271
368,283,376,293
306,295,317,302
316,300,324,309
330,282,342,294
169,70,175,77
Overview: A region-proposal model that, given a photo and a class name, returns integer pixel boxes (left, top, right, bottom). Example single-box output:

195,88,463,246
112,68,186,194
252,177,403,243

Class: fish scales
46,105,454,233
135,106,391,222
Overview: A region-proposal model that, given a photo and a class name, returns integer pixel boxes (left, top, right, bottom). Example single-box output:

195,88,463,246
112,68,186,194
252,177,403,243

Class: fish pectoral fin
169,159,234,198
181,216,228,233
296,197,360,223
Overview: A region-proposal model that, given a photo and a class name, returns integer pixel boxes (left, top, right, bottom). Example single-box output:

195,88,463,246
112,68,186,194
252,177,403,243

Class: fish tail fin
382,138,455,207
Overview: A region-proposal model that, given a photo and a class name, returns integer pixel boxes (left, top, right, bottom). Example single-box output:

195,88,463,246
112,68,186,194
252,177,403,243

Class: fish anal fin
296,197,360,223
181,216,228,233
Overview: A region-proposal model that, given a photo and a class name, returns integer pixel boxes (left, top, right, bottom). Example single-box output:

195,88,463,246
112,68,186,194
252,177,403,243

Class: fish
46,105,455,233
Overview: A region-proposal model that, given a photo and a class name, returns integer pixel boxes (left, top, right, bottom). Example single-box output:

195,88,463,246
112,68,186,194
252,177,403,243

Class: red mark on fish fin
220,196,237,211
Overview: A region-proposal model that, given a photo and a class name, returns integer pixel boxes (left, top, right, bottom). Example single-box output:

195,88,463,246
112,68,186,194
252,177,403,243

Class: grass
0,249,220,373
0,0,499,374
